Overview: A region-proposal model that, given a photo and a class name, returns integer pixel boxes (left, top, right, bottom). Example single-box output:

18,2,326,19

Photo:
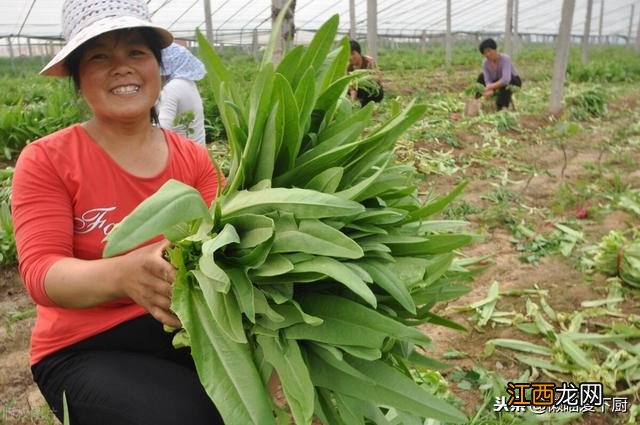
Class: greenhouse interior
1,1,639,424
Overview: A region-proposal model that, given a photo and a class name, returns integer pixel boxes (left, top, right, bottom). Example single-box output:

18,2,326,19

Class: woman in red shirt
11,1,223,423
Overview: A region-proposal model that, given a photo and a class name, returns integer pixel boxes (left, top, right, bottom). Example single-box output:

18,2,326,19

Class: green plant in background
0,166,16,266
351,70,382,98
0,77,87,159
568,47,640,83
464,82,485,98
103,8,480,425
171,111,196,138
565,86,607,120
509,222,583,265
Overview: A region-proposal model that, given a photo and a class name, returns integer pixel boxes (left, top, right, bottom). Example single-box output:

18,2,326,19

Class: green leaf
312,73,360,133
558,333,597,369
341,103,428,187
292,256,377,307
291,15,339,90
294,66,316,137
308,343,373,382
198,276,247,343
172,272,275,425
227,64,276,192
423,253,455,286
225,268,256,323
485,338,552,356
318,37,351,94
336,156,392,202
273,73,301,174
197,32,243,150
199,224,240,291
337,345,381,360
381,233,474,256
308,353,466,423
272,218,364,259
304,167,344,193
357,260,416,314
403,181,469,223
103,179,210,257
334,393,366,425
253,101,279,183
316,100,374,145
251,254,294,277
253,290,285,323
513,354,569,373
257,336,315,425
221,188,364,219
222,214,274,249
275,44,305,82
294,294,429,346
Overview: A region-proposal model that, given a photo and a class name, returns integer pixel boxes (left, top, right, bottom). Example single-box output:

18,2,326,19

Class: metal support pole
445,0,452,67
628,5,635,46
581,0,593,64
367,0,378,60
252,28,259,59
598,0,604,44
203,0,214,45
549,0,575,115
349,0,356,39
504,0,513,55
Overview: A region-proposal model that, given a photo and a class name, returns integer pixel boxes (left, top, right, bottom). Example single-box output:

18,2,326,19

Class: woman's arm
44,240,181,328
12,141,180,327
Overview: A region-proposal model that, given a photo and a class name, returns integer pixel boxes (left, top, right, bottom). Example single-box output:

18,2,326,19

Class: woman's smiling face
77,29,161,124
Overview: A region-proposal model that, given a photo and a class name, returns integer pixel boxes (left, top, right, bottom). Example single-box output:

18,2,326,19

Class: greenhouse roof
0,0,637,41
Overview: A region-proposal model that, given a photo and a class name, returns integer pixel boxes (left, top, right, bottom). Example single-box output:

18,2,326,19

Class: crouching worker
11,0,224,423
348,40,384,106
477,38,522,110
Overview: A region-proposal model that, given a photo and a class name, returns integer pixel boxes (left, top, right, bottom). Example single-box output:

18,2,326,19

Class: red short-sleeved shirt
11,124,222,365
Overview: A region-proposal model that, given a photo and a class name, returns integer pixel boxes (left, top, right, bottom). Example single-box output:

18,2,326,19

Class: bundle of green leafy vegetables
594,230,640,288
104,7,477,425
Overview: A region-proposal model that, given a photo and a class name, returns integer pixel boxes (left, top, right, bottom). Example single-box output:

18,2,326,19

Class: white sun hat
40,0,173,77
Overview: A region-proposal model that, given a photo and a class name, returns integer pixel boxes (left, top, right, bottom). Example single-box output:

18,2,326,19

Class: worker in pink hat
11,0,223,423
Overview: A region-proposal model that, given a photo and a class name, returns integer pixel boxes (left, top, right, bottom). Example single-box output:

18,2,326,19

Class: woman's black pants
31,314,223,425
477,73,522,110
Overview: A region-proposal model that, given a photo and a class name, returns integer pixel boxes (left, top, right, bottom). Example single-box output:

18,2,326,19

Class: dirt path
420,92,640,422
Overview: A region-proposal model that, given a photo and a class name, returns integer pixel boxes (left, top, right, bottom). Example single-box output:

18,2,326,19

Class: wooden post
504,0,513,55
7,37,16,71
628,5,635,46
513,0,520,54
581,0,593,64
367,0,378,60
27,37,33,57
272,0,296,64
445,0,452,67
636,6,640,53
252,28,259,59
349,0,356,39
203,0,214,45
549,0,575,115
598,0,604,44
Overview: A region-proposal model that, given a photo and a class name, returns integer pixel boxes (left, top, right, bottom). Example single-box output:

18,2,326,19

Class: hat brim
40,16,173,77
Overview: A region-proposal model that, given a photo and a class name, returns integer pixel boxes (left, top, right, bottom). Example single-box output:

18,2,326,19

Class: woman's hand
118,240,181,328
483,88,494,98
